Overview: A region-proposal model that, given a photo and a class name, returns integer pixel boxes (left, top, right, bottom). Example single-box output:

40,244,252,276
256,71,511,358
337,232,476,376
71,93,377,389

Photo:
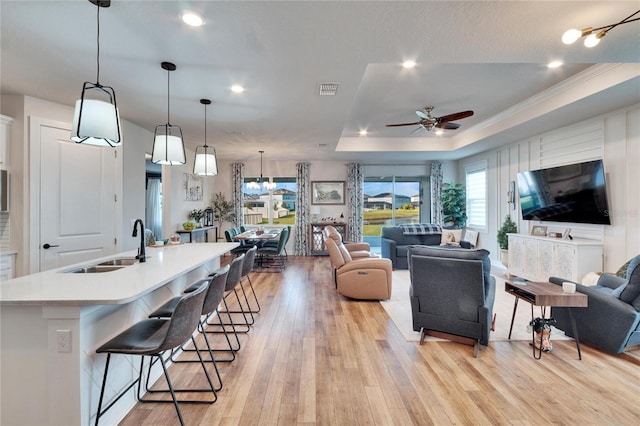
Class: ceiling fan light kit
152,61,186,165
71,0,122,147
562,9,640,47
193,99,218,176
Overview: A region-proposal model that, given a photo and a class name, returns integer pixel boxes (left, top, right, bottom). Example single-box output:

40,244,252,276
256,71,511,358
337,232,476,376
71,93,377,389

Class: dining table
233,228,282,242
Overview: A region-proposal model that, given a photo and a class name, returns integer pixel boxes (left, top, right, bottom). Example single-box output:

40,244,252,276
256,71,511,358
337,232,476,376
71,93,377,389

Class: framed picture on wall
184,173,203,201
311,181,345,205
531,225,548,236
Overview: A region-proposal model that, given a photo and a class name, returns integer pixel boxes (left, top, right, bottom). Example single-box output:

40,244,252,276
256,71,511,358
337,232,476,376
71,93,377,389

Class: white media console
507,233,603,283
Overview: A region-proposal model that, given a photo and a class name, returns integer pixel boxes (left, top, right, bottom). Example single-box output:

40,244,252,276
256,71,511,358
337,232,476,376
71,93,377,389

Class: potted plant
188,209,204,227
497,215,518,267
211,192,236,240
441,182,467,228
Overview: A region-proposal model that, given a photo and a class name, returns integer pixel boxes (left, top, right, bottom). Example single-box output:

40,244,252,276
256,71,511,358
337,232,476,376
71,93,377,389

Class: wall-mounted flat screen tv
516,159,611,225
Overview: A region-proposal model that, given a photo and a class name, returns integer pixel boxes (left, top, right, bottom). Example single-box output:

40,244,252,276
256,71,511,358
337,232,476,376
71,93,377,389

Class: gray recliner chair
408,245,496,357
550,255,640,354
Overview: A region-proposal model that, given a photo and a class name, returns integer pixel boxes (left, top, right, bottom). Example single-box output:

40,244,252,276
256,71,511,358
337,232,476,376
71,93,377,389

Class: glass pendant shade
194,146,218,176
152,124,186,165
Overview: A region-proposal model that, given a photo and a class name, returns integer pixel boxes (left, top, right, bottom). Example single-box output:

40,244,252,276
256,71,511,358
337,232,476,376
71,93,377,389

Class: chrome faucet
132,219,146,263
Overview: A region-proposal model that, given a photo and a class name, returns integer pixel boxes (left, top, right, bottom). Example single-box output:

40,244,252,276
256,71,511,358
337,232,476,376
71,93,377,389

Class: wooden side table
505,280,588,359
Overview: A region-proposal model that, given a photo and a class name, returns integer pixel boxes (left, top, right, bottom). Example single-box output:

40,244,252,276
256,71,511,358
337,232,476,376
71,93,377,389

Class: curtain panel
430,162,443,226
346,162,364,242
294,162,311,255
231,163,244,228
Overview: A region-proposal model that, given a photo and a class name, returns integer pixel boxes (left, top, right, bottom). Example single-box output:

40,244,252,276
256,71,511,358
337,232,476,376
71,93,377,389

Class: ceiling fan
386,106,474,133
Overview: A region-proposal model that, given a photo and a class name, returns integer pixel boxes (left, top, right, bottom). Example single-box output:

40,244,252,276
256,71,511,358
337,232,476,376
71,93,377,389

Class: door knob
42,243,59,249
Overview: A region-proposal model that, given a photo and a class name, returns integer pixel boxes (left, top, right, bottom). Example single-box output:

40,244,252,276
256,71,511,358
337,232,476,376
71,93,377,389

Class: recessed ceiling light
402,60,416,69
230,85,245,93
182,12,204,27
547,60,563,69
359,130,368,136
435,130,444,136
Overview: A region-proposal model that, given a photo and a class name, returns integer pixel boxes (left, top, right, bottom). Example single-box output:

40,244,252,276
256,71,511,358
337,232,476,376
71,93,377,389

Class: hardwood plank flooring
120,256,640,425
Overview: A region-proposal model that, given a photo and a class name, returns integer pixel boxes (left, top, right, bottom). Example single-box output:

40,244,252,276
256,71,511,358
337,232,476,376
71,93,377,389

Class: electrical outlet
56,330,71,353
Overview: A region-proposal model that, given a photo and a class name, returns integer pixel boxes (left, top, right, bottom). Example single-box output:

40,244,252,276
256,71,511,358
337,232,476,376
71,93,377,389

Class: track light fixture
152,62,186,165
562,9,640,48
71,0,121,147
193,99,218,176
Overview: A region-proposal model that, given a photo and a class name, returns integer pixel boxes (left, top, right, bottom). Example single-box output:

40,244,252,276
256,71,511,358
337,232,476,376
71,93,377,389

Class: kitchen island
0,242,237,426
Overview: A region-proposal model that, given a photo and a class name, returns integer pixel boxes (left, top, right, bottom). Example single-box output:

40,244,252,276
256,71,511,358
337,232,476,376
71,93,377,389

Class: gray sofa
549,255,640,354
408,245,496,354
381,225,469,269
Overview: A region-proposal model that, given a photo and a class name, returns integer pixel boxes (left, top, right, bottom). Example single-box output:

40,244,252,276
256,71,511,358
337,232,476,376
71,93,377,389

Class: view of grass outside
363,208,419,236
363,178,422,239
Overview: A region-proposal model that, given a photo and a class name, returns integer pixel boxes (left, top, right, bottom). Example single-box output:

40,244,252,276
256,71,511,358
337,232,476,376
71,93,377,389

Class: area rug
380,269,569,342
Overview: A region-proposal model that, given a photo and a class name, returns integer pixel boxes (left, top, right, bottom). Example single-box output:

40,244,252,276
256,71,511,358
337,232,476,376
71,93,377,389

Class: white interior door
39,123,117,271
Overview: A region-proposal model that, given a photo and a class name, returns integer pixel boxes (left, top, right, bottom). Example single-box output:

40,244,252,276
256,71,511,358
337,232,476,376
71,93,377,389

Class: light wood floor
120,256,640,425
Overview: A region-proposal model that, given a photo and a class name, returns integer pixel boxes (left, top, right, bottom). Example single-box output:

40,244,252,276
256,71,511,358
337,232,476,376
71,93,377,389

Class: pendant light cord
96,3,101,84
167,68,171,125
204,103,208,147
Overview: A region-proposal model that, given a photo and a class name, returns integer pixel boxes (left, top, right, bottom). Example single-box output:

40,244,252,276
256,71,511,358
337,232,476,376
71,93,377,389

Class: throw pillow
616,258,633,279
440,229,463,246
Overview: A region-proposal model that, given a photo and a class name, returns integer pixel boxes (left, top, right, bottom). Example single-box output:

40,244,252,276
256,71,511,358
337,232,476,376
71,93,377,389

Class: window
242,176,297,225
465,163,487,230
363,176,427,252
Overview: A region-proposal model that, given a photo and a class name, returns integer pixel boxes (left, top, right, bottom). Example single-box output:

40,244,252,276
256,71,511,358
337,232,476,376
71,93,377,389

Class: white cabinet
0,115,13,168
508,234,602,283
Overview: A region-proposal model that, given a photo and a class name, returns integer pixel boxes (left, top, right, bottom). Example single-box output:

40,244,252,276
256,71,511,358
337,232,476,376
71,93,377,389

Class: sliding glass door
363,176,429,250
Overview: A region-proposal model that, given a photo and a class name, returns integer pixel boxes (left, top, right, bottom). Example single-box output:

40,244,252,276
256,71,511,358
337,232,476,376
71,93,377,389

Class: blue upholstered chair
408,245,496,357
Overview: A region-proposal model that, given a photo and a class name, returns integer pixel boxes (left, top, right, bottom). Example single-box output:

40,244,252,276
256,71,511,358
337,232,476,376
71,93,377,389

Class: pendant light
247,150,264,189
193,99,218,176
70,0,121,147
247,151,276,191
152,62,186,165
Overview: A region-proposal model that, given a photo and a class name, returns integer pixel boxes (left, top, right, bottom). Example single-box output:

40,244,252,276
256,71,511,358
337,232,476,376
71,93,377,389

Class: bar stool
205,253,253,335
148,266,234,373
229,246,260,314
94,281,214,426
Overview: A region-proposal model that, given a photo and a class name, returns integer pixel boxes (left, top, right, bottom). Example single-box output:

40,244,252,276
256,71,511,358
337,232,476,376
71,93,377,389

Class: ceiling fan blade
437,110,474,123
410,126,425,135
415,110,429,120
386,121,422,127
436,122,461,130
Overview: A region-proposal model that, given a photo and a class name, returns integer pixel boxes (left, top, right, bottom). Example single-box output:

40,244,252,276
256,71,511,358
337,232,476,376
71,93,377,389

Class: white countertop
0,243,237,306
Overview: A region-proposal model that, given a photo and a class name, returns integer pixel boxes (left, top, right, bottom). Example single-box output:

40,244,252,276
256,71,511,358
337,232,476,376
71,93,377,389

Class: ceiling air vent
318,82,339,96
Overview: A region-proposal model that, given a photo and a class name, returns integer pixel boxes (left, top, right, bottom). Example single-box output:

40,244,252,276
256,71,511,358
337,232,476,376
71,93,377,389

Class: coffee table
505,279,588,359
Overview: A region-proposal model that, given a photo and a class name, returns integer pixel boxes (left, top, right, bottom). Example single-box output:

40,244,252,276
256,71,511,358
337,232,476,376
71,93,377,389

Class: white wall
161,148,217,241
459,103,640,271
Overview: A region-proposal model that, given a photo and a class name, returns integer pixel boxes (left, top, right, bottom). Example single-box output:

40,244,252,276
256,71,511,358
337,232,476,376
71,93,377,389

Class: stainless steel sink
65,257,140,273
67,265,127,273
97,257,139,266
